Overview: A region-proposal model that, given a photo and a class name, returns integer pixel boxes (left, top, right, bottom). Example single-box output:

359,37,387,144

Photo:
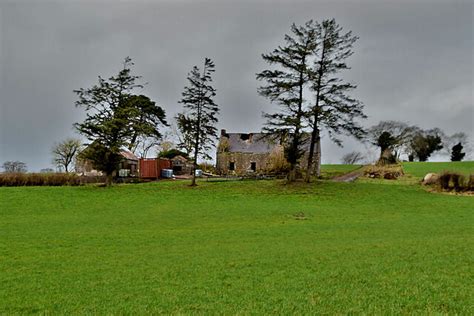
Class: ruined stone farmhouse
216,129,320,175
216,130,281,174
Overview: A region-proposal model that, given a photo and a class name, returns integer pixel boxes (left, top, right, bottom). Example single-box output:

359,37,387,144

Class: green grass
402,161,474,178
1,163,473,314
319,164,362,179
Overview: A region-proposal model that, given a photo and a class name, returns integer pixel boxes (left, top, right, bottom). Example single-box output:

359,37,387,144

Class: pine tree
257,21,318,182
178,58,219,186
74,57,166,185
126,94,167,153
305,19,365,182
451,142,466,161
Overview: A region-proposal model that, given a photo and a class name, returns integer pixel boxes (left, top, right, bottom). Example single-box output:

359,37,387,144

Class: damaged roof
221,131,312,154
224,133,279,154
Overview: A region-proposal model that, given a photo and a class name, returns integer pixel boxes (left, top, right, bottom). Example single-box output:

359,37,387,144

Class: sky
0,0,473,171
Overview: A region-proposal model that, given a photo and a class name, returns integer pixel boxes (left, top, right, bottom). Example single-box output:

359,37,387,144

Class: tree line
2,18,470,185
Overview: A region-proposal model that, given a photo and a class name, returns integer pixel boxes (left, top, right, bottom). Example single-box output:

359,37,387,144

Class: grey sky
1,0,473,171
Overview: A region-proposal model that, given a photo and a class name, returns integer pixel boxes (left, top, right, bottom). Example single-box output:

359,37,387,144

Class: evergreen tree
257,20,318,182
306,19,365,182
451,142,466,161
74,57,166,185
178,58,219,186
126,94,167,153
409,130,443,162
175,113,196,156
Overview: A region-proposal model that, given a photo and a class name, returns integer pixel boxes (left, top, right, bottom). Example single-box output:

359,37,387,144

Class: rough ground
332,166,365,182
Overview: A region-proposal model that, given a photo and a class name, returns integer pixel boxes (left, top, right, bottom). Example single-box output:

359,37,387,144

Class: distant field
402,161,474,178
1,169,473,314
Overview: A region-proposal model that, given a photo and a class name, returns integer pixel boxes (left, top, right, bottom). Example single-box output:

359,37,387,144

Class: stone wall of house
216,152,271,175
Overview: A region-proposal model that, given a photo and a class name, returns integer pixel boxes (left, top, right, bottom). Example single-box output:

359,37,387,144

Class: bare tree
40,168,55,173
2,161,27,173
52,138,82,173
366,121,419,159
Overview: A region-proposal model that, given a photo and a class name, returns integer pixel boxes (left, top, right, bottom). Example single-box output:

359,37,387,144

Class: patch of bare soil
332,168,364,182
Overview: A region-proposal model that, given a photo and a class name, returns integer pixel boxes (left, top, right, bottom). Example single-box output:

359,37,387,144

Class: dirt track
332,166,365,182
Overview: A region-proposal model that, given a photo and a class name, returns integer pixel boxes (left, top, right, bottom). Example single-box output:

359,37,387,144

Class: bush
364,164,404,180
437,172,472,192
158,149,189,159
265,146,290,174
198,162,217,174
469,175,474,191
0,173,106,186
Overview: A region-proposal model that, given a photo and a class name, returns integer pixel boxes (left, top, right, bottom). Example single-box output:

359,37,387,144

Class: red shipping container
139,158,171,179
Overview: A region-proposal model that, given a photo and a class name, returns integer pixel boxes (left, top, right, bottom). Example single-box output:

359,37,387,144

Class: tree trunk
105,173,113,187
305,139,315,183
305,132,321,182
191,160,197,186
315,136,321,177
191,131,198,186
287,165,296,183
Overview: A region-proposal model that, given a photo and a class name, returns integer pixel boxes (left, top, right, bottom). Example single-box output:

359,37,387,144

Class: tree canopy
177,58,219,186
257,20,318,182
408,130,443,162
74,57,167,185
257,19,365,182
451,143,466,162
51,138,82,173
306,19,365,181
2,161,27,173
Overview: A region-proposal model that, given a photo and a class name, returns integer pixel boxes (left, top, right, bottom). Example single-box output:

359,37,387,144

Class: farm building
76,150,139,177
170,155,193,175
118,151,139,177
216,129,319,175
216,130,283,174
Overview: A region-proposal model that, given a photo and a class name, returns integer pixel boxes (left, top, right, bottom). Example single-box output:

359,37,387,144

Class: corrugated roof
120,150,139,161
172,155,188,162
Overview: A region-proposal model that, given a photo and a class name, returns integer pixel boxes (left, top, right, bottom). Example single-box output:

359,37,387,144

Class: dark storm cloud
1,0,472,171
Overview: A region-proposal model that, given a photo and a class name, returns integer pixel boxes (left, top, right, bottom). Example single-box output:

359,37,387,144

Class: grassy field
402,161,474,178
318,164,362,179
1,162,473,314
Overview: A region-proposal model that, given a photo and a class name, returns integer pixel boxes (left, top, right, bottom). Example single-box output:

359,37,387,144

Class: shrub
198,162,216,174
0,173,105,187
364,164,404,180
265,146,290,174
158,149,189,159
437,172,470,192
217,138,230,153
469,175,474,191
